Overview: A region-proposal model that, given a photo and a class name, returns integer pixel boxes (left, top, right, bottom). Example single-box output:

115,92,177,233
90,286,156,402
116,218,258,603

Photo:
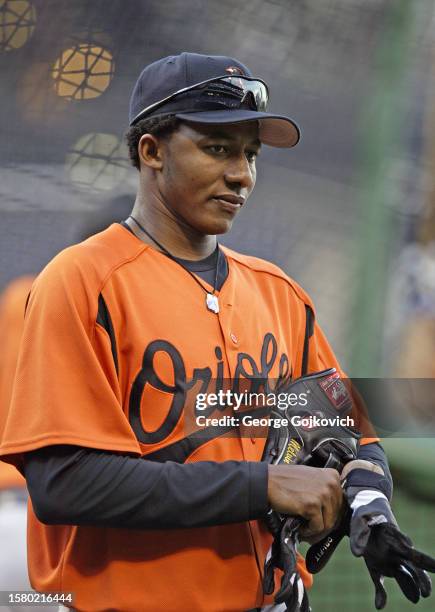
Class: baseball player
0,52,432,612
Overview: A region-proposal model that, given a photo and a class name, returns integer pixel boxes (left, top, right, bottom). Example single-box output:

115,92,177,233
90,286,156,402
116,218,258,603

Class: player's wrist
343,468,393,502
340,458,384,481
345,482,397,558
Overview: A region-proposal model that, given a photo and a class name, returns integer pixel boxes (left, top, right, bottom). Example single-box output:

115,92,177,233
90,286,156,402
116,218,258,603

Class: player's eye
207,144,228,155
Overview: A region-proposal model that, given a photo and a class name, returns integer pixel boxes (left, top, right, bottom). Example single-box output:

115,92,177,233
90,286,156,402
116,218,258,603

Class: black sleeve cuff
356,442,393,499
345,468,393,500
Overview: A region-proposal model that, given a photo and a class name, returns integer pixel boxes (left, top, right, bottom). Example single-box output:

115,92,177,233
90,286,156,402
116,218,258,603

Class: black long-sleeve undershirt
23,442,390,530
357,441,391,480
24,445,269,529
350,441,393,499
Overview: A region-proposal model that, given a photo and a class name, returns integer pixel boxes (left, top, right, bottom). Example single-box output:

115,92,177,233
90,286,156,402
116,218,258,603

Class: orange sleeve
305,317,379,445
0,277,34,410
0,461,25,489
0,276,35,487
0,253,141,471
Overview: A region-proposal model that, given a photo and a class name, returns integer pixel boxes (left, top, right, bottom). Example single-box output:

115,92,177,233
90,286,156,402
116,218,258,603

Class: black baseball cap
129,52,300,148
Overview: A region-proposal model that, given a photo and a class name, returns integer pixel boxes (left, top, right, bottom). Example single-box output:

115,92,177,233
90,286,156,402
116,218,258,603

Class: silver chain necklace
128,215,220,314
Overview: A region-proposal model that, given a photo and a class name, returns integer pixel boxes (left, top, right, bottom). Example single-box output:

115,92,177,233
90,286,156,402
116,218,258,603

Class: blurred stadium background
1,0,435,609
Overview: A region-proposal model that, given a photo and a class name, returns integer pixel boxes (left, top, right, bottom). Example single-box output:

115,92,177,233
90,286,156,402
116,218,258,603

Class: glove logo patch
283,439,302,464
314,536,334,562
318,372,351,410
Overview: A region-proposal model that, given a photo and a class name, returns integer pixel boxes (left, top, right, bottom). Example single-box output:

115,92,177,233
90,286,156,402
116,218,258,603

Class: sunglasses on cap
130,75,270,126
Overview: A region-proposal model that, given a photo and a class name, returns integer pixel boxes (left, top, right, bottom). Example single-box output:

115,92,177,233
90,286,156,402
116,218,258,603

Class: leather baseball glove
262,368,361,612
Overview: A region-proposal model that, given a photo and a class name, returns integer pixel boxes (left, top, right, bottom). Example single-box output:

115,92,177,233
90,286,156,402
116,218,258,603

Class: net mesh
1,0,435,605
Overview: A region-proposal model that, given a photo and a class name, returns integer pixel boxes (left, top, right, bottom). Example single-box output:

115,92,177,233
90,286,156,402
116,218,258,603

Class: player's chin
197,212,238,235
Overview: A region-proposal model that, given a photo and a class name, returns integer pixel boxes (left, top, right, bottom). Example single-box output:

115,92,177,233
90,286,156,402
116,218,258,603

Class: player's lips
211,194,245,213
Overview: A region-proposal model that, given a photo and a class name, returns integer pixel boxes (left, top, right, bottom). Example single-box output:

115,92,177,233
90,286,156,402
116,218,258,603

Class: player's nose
224,152,255,193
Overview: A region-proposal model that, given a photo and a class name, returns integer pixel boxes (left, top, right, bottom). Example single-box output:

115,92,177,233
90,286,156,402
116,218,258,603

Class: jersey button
230,332,238,345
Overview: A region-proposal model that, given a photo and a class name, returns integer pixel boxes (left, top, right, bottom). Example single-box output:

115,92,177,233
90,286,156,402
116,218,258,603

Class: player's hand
362,522,434,609
267,464,343,540
306,473,435,609
300,502,347,545
348,490,435,610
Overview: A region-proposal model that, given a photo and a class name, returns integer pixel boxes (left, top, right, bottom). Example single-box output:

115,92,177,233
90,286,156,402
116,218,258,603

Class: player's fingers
366,563,387,610
318,489,343,537
407,547,435,572
418,569,432,598
307,475,341,538
300,476,342,540
321,468,343,531
399,562,432,598
292,495,326,538
306,504,352,572
300,509,325,540
374,584,387,610
394,564,420,604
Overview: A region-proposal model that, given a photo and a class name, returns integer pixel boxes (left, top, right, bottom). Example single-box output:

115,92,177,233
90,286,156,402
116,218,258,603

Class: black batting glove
263,515,310,612
263,510,311,612
347,482,435,609
306,470,435,609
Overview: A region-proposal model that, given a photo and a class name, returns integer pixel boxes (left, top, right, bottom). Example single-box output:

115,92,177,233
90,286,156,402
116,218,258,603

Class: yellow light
52,44,114,100
0,0,36,52
66,133,130,192
18,61,67,125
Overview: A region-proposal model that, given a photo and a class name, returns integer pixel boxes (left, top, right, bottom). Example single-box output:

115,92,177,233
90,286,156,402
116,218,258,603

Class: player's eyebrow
201,130,261,147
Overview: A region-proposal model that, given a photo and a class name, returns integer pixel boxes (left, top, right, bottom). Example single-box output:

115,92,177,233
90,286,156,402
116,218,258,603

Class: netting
2,0,433,369
1,1,435,607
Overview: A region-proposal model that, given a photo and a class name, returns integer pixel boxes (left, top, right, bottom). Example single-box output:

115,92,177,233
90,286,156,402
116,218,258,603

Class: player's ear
138,134,164,170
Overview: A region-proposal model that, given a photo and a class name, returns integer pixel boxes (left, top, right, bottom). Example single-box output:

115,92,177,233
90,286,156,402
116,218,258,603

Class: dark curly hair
125,115,181,171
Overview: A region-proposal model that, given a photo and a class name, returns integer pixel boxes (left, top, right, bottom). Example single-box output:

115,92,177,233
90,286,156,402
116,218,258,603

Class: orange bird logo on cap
225,66,244,75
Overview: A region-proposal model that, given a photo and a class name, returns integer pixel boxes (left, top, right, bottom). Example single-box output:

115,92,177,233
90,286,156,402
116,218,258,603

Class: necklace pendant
206,293,219,314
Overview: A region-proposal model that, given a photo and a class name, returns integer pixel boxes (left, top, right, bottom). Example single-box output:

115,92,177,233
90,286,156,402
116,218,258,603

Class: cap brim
174,110,300,148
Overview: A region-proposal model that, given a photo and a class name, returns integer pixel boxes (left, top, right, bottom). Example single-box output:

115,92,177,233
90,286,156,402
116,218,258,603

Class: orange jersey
0,276,34,490
0,224,374,612
0,460,25,490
